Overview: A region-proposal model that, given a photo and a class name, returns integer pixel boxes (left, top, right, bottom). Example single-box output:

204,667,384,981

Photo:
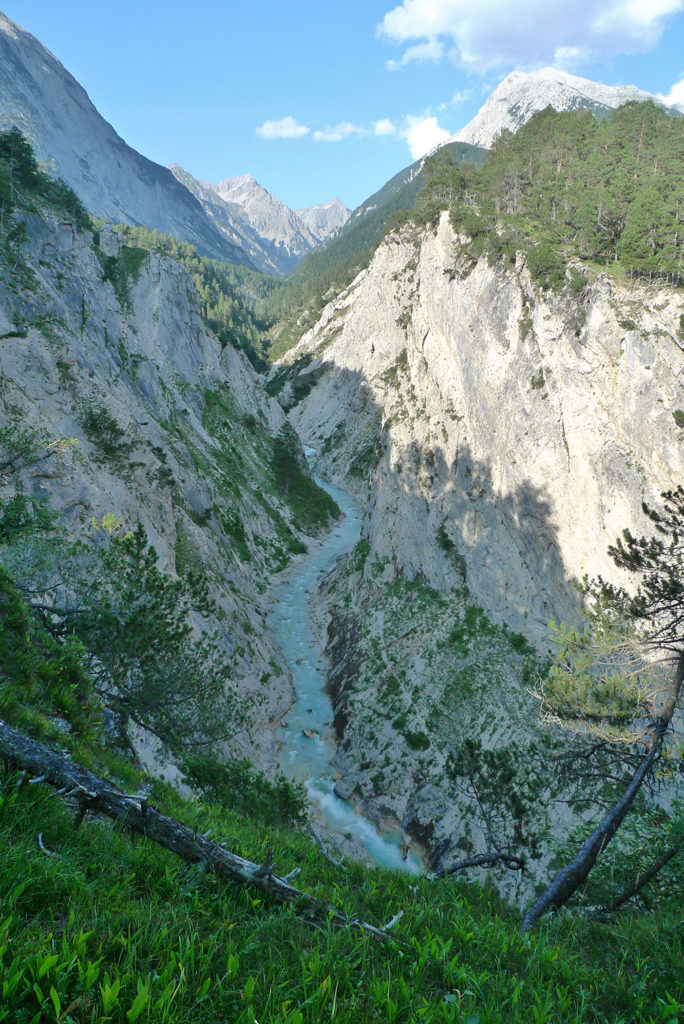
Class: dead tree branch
601,840,682,914
0,717,392,941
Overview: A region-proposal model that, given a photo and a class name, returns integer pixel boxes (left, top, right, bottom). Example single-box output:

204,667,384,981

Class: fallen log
0,717,392,941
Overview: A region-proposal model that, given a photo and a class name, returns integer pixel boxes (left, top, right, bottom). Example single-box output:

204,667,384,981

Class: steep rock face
449,68,667,149
0,13,247,264
211,175,317,260
0,212,305,770
169,164,290,276
278,215,684,868
288,214,684,637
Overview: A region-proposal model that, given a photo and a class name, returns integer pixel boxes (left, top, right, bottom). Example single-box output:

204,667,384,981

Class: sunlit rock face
169,166,350,275
275,213,683,875
286,212,684,641
0,13,247,264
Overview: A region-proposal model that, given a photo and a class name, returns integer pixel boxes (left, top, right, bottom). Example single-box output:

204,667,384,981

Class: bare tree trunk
432,851,525,877
0,717,392,941
521,652,683,932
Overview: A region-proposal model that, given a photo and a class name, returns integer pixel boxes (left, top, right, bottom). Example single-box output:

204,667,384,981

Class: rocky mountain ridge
0,13,253,266
170,165,349,275
0,12,348,276
296,198,350,239
449,66,679,149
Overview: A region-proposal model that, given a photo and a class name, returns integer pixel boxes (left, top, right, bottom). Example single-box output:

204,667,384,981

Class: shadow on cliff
293,362,581,639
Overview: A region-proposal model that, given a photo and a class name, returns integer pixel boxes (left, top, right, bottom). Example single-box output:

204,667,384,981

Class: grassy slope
1,764,682,1024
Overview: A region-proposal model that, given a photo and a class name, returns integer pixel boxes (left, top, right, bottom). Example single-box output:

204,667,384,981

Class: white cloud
374,118,397,135
401,115,451,158
386,39,444,70
312,122,367,142
658,74,684,108
553,45,591,69
256,116,309,140
377,0,684,71
439,89,472,110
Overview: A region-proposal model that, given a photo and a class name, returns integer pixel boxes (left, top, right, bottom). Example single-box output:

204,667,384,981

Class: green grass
0,771,682,1024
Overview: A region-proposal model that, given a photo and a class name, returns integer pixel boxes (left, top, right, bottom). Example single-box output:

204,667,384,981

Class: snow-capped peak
449,68,662,150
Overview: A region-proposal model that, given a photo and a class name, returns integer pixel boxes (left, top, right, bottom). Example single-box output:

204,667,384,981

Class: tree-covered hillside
421,101,684,288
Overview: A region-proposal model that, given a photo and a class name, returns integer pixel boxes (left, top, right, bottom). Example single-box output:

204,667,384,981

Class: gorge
0,9,682,1019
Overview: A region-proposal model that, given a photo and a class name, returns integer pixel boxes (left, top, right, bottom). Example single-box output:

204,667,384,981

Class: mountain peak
450,67,659,149
0,13,247,264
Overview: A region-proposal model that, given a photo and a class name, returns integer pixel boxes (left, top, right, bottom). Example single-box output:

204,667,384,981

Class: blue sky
4,1,684,210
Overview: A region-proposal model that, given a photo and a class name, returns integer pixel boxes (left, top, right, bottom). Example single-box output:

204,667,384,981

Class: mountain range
3,8,680,283
170,165,349,274
0,11,348,275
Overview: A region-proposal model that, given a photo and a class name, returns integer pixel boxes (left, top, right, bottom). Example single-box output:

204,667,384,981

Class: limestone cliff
0,211,310,772
288,213,684,638
276,213,684,869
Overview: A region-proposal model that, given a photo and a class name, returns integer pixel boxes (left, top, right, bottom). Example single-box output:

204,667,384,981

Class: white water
268,470,422,873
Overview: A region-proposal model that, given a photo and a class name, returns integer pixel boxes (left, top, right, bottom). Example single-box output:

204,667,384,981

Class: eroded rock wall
0,212,297,770
289,213,684,640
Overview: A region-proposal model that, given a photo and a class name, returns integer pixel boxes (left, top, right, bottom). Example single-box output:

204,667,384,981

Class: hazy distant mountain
168,164,290,276
207,175,350,268
170,167,350,275
0,12,251,265
449,67,675,150
295,199,350,240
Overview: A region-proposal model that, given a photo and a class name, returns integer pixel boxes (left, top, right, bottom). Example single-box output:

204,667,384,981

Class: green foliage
182,752,307,829
271,423,340,533
0,762,681,1023
426,103,684,289
0,567,96,741
413,148,462,227
672,409,684,428
97,245,148,310
72,523,241,752
544,619,653,741
97,223,270,370
265,356,325,411
527,242,565,290
347,434,382,479
0,126,89,233
447,738,549,862
0,459,241,753
346,537,370,573
436,524,455,552
79,403,131,460
221,508,252,562
530,368,545,390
